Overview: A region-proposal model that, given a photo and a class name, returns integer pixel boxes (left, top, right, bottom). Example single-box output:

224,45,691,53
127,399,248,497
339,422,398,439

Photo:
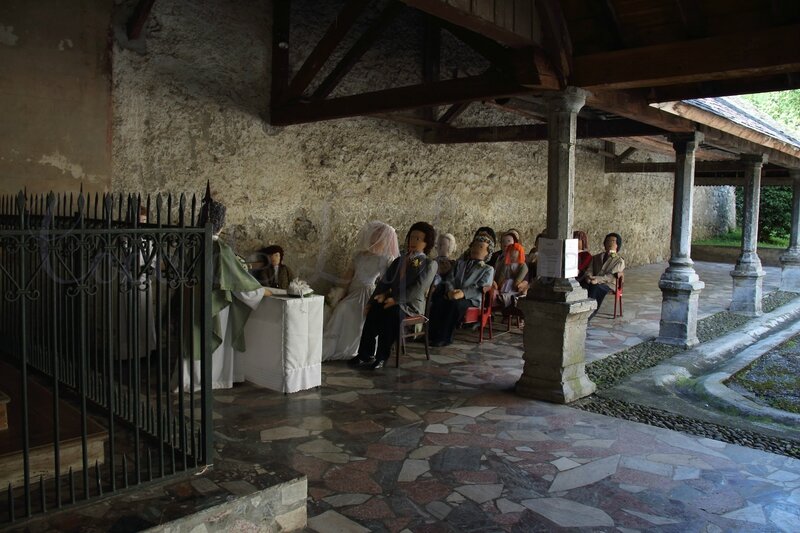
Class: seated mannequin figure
493,242,528,310
348,222,438,370
322,221,399,361
428,234,495,347
180,185,269,390
256,244,294,290
433,232,457,287
489,228,521,267
586,232,625,320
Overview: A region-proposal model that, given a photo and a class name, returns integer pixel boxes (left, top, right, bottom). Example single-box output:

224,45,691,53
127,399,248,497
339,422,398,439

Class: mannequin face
501,235,514,248
470,240,490,260
269,252,282,266
407,230,427,254
604,235,618,253
436,236,452,257
508,249,519,263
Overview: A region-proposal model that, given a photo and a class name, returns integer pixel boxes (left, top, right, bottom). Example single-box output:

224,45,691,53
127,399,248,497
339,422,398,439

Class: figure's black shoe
368,359,385,370
348,356,371,367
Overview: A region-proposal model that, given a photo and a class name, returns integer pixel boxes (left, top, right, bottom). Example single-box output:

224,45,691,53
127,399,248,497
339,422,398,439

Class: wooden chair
461,287,496,343
612,271,624,318
395,285,435,368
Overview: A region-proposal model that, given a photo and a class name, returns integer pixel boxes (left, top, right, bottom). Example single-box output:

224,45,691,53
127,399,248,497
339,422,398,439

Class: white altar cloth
236,295,323,393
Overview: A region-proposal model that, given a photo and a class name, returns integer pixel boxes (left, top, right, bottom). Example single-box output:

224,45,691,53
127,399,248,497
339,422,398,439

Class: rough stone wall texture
0,0,111,195
111,0,735,290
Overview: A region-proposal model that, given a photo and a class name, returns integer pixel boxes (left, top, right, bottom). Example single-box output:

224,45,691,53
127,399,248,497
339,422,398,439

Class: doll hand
450,290,464,300
263,288,272,297
383,297,397,308
374,293,386,304
492,281,498,290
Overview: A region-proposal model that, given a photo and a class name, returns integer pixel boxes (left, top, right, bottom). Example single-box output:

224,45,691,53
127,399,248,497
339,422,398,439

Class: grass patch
693,228,788,249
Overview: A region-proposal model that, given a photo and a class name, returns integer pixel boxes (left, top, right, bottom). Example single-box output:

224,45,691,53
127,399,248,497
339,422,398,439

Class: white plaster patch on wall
0,24,18,46
38,151,88,180
58,39,74,51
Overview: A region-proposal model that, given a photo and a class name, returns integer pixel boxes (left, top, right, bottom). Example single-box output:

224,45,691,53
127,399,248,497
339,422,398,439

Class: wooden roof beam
655,101,800,167
571,24,800,90
398,0,537,48
286,0,373,101
422,118,663,144
127,0,156,40
312,1,403,101
587,91,696,133
271,74,535,126
645,73,800,103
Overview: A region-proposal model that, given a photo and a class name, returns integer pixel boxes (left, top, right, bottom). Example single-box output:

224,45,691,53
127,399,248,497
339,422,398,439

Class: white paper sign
537,238,579,278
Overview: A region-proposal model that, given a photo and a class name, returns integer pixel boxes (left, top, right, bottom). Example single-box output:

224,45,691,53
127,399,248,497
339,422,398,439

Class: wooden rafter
674,0,706,39
398,0,536,48
272,74,535,126
645,73,800,103
270,0,291,108
438,102,469,124
126,0,156,40
535,0,572,86
422,118,663,144
587,91,695,133
312,1,403,101
286,0,373,101
571,24,800,90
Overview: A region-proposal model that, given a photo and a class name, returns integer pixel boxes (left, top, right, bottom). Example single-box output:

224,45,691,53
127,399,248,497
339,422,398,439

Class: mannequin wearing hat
428,234,495,347
180,185,269,390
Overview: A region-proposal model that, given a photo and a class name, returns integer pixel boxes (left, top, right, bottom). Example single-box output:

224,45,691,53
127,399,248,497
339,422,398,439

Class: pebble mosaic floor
211,262,798,532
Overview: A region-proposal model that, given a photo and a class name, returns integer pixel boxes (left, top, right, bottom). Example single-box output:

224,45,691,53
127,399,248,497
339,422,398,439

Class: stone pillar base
514,296,596,404
657,268,705,348
730,264,765,316
779,251,800,293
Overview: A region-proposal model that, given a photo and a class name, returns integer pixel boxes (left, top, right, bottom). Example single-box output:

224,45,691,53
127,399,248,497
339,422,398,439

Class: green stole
194,239,263,360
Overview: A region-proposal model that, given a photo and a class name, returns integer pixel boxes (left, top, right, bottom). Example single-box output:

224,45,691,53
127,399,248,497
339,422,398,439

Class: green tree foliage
742,91,800,137
736,91,800,243
735,186,792,243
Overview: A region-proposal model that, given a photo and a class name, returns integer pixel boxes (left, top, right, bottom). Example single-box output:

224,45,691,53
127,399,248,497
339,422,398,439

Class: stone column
657,132,705,347
779,170,800,292
515,87,597,404
730,154,767,315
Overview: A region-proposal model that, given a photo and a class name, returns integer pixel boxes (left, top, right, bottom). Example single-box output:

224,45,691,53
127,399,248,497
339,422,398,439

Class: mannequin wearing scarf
586,232,625,320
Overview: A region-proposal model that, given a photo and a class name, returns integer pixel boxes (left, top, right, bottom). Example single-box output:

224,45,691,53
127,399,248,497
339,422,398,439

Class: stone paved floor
212,261,798,532
585,261,781,362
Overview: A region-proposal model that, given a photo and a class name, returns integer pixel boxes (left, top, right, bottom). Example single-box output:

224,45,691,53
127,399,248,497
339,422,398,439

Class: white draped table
236,294,323,393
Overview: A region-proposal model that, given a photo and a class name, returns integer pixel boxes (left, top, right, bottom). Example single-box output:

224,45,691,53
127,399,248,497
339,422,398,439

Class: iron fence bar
77,195,90,500
201,223,212,464
17,193,32,517
47,197,63,508
104,195,117,492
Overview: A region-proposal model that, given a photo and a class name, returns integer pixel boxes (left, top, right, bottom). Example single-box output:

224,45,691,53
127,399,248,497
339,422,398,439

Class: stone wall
109,0,734,289
0,0,111,195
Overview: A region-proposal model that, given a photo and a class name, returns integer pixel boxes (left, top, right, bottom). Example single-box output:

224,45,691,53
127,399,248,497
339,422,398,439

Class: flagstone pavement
212,261,799,532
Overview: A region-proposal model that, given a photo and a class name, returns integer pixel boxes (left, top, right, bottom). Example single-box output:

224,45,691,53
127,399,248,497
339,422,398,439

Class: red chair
613,272,624,318
395,285,435,368
461,287,496,343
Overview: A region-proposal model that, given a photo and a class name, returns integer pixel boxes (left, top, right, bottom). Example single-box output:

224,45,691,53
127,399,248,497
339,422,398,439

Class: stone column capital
740,153,768,167
668,131,704,152
543,87,589,114
789,168,800,180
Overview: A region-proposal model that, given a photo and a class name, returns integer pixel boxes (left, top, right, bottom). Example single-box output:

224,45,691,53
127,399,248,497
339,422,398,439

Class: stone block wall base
730,269,765,316
779,261,800,293
514,297,596,404
657,277,704,348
